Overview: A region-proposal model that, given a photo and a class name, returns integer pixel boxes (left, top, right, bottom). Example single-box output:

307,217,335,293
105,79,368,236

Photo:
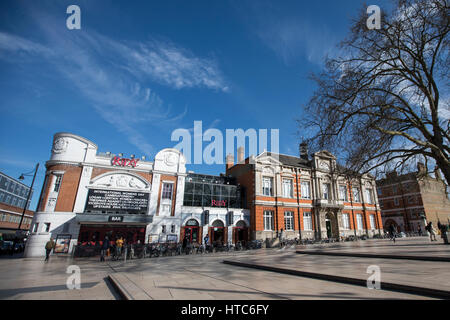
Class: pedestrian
44,238,55,262
426,222,437,241
388,224,396,243
100,236,110,262
116,236,124,257
204,234,209,246
279,228,284,247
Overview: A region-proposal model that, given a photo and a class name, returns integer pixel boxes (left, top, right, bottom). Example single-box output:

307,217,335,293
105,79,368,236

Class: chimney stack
434,167,442,180
300,142,308,160
417,162,427,175
226,154,234,170
237,146,245,163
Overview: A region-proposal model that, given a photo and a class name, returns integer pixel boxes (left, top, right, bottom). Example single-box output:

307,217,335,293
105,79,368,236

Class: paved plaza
0,237,448,300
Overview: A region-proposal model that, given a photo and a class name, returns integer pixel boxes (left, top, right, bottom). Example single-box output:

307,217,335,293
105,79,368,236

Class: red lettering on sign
211,200,227,207
111,156,139,168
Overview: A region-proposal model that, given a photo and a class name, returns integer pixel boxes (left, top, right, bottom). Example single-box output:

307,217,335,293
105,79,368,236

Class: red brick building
226,144,383,244
377,163,450,233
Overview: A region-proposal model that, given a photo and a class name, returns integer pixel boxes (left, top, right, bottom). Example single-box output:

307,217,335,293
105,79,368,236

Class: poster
84,189,149,214
54,234,72,254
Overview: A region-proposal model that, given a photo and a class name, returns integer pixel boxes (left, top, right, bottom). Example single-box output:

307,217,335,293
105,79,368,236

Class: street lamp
17,163,39,233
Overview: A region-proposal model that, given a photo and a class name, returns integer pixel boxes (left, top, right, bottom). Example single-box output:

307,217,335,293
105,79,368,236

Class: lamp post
17,163,39,233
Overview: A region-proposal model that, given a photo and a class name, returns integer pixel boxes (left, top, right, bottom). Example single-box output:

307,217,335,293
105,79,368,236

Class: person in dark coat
100,236,110,262
388,224,396,243
44,238,55,262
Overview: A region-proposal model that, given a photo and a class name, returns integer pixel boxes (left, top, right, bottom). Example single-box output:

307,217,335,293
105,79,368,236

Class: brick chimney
434,167,442,180
237,146,245,163
417,162,427,175
226,154,234,170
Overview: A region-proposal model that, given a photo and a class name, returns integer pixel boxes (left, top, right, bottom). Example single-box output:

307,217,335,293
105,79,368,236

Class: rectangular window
303,212,313,231
53,175,63,192
339,185,348,201
162,183,174,200
282,179,293,198
263,210,274,231
262,177,273,196
33,223,39,233
356,214,364,230
352,188,361,203
322,183,331,200
342,213,350,230
161,225,166,233
377,187,382,196
408,196,414,204
301,181,311,199
45,223,51,232
284,211,294,230
160,204,171,214
369,215,376,230
171,225,175,233
394,198,399,206
365,188,373,204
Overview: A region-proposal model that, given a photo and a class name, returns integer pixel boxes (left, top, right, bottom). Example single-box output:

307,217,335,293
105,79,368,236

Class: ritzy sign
111,156,139,168
211,200,227,207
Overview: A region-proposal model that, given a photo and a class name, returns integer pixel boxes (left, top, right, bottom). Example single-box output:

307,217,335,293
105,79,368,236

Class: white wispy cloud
235,1,338,66
0,24,228,155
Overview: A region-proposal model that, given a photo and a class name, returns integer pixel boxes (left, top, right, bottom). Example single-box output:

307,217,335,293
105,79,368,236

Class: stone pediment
90,172,151,191
314,150,336,159
255,152,282,166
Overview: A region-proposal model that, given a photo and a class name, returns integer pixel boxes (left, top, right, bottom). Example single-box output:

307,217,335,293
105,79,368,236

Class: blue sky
0,0,391,209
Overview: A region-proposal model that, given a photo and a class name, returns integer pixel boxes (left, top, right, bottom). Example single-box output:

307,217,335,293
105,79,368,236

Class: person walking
279,228,284,247
426,222,437,241
204,234,209,246
388,224,396,243
100,236,110,262
44,238,55,262
116,236,124,258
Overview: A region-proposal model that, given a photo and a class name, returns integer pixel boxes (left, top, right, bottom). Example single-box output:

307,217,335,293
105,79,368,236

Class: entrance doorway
234,220,248,245
210,220,225,244
183,219,200,243
326,219,332,239
184,226,199,243
325,212,338,239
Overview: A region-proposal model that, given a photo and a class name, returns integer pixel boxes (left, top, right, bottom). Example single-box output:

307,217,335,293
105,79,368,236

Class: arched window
235,220,246,228
185,219,199,226
211,220,224,228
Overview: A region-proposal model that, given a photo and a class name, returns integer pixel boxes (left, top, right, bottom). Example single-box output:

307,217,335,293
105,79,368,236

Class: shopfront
209,220,227,244
233,220,248,244
182,219,201,243
78,224,146,245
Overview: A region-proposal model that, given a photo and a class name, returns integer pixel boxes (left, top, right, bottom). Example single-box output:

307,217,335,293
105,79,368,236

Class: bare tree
301,0,449,185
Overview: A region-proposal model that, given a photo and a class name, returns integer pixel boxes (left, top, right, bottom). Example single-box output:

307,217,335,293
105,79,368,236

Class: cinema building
225,144,383,245
25,133,248,257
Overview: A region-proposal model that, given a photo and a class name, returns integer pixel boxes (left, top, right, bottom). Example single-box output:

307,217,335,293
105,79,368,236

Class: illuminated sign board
85,189,149,214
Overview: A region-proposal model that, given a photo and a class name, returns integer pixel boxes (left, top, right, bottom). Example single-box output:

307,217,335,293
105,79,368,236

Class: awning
76,214,153,225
